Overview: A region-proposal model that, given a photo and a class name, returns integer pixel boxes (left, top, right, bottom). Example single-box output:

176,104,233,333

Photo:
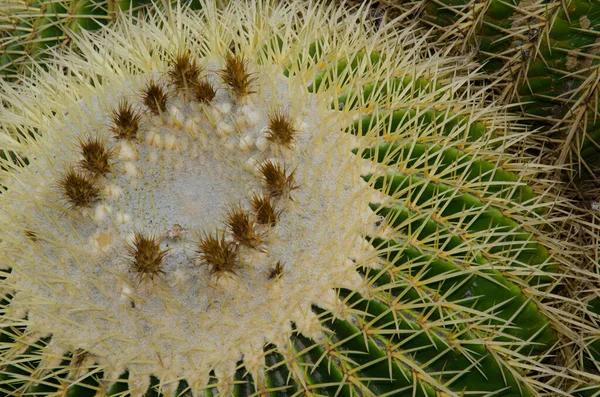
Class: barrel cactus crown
0,1,589,396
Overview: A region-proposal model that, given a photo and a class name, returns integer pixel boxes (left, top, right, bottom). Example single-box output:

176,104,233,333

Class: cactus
367,0,600,187
0,1,595,396
4,0,600,185
0,0,230,80
1,0,140,79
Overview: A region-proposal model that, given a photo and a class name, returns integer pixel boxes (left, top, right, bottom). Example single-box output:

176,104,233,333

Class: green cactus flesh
2,0,130,77
401,0,600,175
0,0,215,79
0,1,590,396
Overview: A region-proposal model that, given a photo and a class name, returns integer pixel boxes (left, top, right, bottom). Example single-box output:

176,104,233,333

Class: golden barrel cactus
0,1,595,396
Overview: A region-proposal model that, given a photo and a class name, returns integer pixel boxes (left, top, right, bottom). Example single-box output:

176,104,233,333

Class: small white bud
146,130,162,148
104,184,122,199
240,105,252,117
121,284,132,297
250,111,262,126
164,134,177,150
169,106,185,126
116,213,131,224
209,107,223,124
224,139,236,152
239,134,255,152
119,282,134,303
124,162,138,177
255,136,268,151
245,156,260,172
241,105,260,127
118,141,137,161
94,204,111,222
184,118,197,134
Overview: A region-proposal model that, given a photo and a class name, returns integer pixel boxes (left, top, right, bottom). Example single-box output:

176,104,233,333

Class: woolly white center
3,62,377,393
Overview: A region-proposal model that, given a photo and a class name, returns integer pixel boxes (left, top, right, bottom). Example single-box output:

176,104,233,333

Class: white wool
104,184,123,199
216,121,235,137
146,129,162,147
124,162,138,177
94,204,111,223
163,134,177,150
216,101,232,115
116,213,132,224
169,105,185,127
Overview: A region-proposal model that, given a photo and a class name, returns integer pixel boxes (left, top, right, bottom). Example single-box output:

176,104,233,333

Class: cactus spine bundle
0,1,594,396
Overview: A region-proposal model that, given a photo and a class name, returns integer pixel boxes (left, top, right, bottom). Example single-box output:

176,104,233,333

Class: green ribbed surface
275,45,561,396
398,0,600,176
0,0,211,79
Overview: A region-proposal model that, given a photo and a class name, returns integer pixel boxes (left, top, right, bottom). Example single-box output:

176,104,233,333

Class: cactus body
0,1,594,396
0,0,221,79
1,0,135,78
386,0,600,182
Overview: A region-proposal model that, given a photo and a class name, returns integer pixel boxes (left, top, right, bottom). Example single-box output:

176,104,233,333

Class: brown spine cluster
250,193,279,226
266,110,296,147
268,261,284,280
168,52,202,91
126,231,168,282
58,167,100,208
218,53,256,97
78,136,113,176
168,52,217,104
258,160,298,198
226,205,262,248
193,79,217,103
111,100,141,140
141,80,169,115
196,232,239,277
196,158,297,279
58,48,299,285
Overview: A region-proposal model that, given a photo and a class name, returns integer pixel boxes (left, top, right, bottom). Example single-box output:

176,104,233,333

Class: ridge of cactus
368,0,600,192
0,0,229,80
0,1,598,396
